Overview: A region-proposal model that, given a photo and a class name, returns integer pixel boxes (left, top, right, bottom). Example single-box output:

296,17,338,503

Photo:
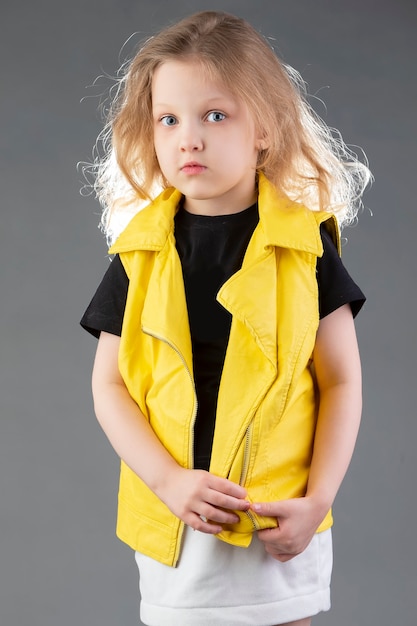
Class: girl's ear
256,131,270,151
257,139,268,150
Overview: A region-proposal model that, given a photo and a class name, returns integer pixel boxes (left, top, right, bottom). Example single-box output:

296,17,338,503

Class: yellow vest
109,174,340,566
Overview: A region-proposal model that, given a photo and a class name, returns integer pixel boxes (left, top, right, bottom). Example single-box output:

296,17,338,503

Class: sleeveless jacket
108,173,340,566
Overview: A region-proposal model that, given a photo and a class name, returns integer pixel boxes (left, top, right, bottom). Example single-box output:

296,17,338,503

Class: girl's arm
91,331,249,533
252,303,362,561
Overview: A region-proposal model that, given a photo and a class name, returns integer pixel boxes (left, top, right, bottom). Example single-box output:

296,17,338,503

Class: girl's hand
251,497,327,562
157,466,250,534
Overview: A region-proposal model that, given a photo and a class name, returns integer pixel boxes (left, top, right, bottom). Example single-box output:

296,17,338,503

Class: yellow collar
109,173,339,256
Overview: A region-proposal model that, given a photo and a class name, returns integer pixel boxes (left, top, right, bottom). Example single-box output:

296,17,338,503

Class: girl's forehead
150,59,255,121
152,58,229,93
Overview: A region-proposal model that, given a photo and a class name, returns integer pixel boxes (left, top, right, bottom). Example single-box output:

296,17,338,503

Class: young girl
81,11,370,626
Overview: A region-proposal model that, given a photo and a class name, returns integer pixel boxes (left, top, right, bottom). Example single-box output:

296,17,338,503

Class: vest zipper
141,327,198,566
141,327,198,469
142,326,198,567
239,422,253,486
141,329,259,535
239,422,259,531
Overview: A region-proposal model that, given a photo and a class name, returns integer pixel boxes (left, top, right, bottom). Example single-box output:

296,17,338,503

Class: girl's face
152,60,263,215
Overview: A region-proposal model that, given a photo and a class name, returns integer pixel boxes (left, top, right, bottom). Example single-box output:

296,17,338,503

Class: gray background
1,1,415,624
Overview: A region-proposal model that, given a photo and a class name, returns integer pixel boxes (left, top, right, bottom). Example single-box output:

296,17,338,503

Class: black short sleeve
317,225,366,319
80,254,129,338
80,225,366,340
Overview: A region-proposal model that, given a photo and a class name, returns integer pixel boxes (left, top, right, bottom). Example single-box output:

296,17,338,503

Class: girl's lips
181,163,207,175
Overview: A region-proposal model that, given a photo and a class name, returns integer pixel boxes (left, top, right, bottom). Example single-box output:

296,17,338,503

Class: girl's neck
183,185,258,217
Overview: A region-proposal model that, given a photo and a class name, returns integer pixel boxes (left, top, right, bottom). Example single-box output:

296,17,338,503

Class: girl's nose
179,124,203,152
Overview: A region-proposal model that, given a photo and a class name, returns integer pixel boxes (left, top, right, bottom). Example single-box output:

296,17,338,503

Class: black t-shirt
81,204,365,469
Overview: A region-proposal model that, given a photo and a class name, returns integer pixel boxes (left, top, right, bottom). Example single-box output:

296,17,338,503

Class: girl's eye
160,115,178,126
206,111,226,122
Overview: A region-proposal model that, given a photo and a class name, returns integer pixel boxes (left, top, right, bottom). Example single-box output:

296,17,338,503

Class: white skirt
135,527,332,626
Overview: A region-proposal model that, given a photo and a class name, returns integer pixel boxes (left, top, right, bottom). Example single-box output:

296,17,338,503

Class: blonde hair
86,11,372,241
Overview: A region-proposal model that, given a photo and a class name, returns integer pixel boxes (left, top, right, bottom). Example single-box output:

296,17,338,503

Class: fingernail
252,503,261,512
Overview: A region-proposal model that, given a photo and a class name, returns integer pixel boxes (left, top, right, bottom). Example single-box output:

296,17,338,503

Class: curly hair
86,11,371,241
